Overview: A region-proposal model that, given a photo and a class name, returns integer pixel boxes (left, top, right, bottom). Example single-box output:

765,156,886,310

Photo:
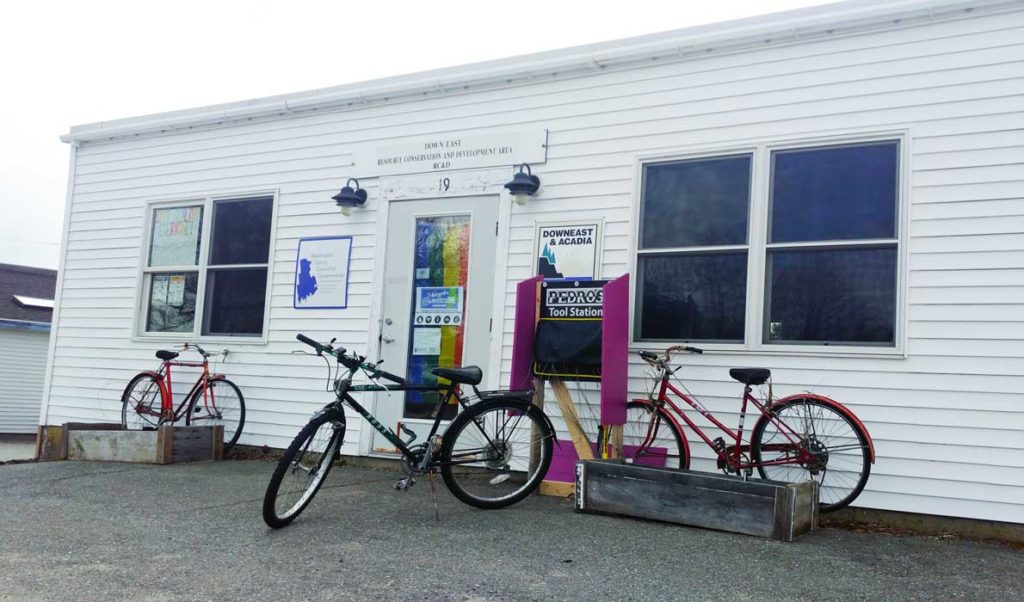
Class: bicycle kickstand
428,472,440,523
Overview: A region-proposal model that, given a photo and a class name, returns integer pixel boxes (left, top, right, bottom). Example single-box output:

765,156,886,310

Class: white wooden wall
46,8,1024,522
0,329,49,433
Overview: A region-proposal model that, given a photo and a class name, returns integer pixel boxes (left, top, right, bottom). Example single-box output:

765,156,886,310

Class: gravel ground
1,460,1021,601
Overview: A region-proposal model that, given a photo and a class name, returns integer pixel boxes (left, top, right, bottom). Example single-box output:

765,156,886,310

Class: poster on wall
293,236,353,309
150,206,203,266
535,222,601,280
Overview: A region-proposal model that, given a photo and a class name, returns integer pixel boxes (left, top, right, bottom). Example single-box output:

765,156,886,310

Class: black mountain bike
262,334,556,528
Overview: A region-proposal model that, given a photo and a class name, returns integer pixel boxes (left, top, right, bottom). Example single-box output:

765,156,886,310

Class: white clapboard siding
44,4,1024,523
0,329,50,433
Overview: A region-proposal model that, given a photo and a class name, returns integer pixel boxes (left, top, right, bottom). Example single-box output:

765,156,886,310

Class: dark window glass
638,252,747,342
201,268,268,336
209,197,274,265
146,272,199,333
770,142,898,243
765,247,896,345
641,155,751,249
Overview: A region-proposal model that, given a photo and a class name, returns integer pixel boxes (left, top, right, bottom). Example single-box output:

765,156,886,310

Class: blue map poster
294,236,353,309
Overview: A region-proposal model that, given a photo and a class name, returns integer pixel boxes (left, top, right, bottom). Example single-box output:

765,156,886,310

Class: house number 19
438,177,451,192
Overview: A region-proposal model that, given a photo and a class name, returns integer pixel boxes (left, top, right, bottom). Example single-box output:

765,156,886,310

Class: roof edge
62,0,1017,144
0,318,52,331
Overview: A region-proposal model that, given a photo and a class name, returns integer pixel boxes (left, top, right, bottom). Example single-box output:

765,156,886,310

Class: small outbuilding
0,264,55,434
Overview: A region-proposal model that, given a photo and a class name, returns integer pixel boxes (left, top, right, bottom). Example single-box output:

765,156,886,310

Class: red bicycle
120,343,246,450
621,345,874,511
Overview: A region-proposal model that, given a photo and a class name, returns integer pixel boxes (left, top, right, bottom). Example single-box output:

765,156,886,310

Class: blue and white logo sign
536,222,600,280
413,286,464,325
294,236,353,309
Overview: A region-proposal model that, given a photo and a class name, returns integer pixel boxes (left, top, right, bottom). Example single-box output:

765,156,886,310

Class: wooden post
609,424,623,460
551,378,594,461
156,425,173,464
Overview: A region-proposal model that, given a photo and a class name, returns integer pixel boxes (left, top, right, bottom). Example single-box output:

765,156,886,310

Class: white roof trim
12,295,55,309
62,0,1018,144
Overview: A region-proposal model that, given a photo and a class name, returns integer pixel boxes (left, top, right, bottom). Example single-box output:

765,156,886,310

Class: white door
372,197,499,453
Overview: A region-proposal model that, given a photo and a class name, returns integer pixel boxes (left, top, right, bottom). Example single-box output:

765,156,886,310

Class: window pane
637,252,747,342
765,247,896,345
146,272,198,333
209,197,274,265
201,268,268,336
149,206,203,267
770,142,898,243
641,155,751,249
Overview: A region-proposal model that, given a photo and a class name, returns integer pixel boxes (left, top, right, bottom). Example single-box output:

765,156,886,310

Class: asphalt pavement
1,460,1021,601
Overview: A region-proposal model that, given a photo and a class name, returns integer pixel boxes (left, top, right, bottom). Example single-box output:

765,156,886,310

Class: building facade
44,0,1024,523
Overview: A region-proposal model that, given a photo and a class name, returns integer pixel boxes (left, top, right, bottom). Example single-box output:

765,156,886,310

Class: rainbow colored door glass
404,215,470,420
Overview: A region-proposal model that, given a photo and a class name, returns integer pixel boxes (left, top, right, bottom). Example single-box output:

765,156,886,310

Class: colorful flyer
412,286,464,326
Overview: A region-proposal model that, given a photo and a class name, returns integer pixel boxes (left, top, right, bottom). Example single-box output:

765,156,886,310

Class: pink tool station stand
508,273,630,496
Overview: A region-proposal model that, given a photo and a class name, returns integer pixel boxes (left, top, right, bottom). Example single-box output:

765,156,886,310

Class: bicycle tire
185,378,246,451
750,397,871,512
262,409,346,528
440,399,553,510
621,401,690,470
121,373,165,430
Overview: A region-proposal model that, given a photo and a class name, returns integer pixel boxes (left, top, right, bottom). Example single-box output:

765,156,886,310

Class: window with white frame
141,195,274,338
635,139,900,348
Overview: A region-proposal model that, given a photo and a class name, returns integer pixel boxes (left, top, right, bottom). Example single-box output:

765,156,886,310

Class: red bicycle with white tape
120,342,246,450
622,345,874,511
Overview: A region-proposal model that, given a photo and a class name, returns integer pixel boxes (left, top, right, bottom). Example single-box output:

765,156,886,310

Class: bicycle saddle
431,366,483,386
729,368,770,386
155,350,179,361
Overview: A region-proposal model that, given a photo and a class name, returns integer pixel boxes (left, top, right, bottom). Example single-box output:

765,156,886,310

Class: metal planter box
575,460,818,541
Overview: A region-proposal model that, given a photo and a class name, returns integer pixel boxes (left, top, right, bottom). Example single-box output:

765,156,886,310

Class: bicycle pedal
393,477,415,491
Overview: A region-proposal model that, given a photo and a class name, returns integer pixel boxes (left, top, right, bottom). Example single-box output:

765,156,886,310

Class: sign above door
356,129,547,176
380,167,509,201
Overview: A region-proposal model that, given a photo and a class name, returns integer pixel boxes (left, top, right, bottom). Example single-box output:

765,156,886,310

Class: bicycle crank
393,475,416,491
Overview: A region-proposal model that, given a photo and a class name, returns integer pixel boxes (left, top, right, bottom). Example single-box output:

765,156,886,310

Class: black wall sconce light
504,163,540,206
332,178,367,216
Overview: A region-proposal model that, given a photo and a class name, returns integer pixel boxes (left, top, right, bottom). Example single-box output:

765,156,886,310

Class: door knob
384,317,393,325
382,335,395,344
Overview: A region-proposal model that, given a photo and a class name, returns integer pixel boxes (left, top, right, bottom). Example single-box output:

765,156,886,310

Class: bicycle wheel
620,401,689,469
121,373,165,430
263,409,346,528
751,397,871,512
440,399,553,509
185,378,246,451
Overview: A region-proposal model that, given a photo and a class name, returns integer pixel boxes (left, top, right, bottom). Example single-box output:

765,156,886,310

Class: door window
404,215,471,419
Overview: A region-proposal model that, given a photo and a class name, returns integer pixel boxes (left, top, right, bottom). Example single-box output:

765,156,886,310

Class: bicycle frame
649,377,815,472
341,381,467,463
143,356,224,423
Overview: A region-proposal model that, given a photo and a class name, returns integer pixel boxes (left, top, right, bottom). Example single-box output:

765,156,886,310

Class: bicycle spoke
754,398,870,512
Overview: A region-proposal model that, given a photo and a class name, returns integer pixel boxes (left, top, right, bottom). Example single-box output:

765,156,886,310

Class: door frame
358,188,514,457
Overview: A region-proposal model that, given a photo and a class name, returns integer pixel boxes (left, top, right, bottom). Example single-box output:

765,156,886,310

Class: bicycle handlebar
665,345,703,356
638,345,704,370
295,333,407,385
183,342,213,358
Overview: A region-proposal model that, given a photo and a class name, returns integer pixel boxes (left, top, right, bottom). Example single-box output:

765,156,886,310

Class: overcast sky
0,0,834,269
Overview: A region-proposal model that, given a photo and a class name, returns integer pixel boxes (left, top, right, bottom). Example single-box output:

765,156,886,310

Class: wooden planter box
575,460,818,541
36,423,223,464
